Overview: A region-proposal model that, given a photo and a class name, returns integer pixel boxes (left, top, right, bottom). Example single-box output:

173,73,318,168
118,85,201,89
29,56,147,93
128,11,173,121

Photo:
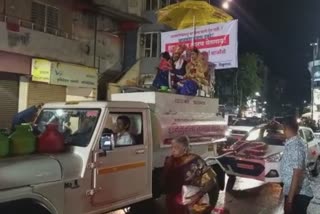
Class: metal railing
0,14,70,39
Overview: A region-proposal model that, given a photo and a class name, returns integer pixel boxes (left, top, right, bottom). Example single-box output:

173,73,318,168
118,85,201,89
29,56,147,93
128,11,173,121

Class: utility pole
310,38,319,121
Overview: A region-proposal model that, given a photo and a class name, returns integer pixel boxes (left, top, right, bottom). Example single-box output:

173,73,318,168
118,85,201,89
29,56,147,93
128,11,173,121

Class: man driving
115,116,134,146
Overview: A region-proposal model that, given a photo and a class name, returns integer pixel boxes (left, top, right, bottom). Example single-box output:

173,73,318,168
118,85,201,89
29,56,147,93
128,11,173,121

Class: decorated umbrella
157,0,233,30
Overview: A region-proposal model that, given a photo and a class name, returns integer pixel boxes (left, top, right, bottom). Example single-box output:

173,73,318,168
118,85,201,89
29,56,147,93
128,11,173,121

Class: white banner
161,20,238,70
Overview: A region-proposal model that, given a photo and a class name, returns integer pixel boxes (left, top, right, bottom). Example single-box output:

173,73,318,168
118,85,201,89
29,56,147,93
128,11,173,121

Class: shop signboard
50,63,98,89
31,59,98,88
31,59,51,83
161,20,238,70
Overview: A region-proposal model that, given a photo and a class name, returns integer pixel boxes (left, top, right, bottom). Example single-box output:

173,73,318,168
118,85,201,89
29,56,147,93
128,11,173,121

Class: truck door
91,109,152,209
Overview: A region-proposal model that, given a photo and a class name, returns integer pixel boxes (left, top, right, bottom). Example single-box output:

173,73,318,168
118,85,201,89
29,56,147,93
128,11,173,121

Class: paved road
110,177,285,214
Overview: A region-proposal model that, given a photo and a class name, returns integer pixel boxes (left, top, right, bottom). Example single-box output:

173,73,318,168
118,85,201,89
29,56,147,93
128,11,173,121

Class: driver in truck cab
115,115,135,146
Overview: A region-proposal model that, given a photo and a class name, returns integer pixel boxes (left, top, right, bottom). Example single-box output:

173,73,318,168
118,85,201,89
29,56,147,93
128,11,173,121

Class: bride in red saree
163,136,217,214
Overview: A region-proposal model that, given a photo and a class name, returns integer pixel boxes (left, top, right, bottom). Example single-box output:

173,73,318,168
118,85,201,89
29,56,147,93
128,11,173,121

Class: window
142,32,160,58
35,108,100,147
101,113,143,148
304,129,314,143
32,1,59,34
146,0,158,11
233,118,262,127
262,128,285,146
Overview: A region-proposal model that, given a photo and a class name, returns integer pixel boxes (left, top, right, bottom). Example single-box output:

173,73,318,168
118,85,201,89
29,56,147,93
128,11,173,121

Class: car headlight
225,129,232,137
266,152,283,162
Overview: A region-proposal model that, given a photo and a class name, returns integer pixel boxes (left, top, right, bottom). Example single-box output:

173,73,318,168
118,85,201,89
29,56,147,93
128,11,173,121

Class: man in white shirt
115,116,134,146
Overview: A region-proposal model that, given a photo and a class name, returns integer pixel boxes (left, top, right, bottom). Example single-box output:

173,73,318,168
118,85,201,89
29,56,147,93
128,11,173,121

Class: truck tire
128,199,155,214
0,199,51,214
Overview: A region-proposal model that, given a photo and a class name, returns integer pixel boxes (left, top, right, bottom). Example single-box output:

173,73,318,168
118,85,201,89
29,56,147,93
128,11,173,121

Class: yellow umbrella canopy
157,0,233,29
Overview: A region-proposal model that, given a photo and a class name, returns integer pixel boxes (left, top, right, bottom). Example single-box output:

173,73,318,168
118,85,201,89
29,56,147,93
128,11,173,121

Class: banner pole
192,15,196,47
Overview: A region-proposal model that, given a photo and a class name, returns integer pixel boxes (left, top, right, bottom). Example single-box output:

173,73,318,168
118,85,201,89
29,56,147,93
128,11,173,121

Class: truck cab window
35,109,100,147
102,113,143,147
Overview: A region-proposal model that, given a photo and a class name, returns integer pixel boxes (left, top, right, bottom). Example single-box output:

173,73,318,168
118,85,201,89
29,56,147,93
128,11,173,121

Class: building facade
0,0,145,129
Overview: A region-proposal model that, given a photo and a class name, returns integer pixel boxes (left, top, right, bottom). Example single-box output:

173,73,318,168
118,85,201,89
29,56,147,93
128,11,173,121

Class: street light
222,1,229,9
255,92,261,97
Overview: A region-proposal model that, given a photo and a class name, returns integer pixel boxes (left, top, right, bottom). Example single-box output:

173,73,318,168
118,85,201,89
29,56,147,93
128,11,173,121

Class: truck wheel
128,199,155,214
0,199,51,214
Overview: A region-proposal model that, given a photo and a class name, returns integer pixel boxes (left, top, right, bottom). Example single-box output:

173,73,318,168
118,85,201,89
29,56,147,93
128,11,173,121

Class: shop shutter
27,82,66,107
0,77,19,129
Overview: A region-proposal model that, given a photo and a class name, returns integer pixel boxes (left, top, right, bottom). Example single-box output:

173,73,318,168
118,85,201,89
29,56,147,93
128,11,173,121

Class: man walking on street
280,118,313,214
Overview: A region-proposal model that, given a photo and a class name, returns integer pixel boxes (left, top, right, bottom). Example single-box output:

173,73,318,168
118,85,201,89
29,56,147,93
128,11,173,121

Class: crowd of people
152,45,214,96
161,118,320,214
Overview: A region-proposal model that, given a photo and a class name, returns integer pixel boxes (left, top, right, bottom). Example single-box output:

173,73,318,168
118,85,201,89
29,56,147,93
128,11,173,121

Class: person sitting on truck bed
115,116,135,146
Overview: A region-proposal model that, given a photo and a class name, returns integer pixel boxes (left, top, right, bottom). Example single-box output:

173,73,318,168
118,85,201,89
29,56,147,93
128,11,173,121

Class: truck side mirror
100,133,115,152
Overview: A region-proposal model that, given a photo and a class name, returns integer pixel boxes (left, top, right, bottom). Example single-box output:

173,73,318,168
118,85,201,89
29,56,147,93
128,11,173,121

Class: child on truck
152,52,173,90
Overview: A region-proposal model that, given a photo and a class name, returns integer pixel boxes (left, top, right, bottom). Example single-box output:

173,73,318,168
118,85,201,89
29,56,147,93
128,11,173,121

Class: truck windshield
35,108,100,147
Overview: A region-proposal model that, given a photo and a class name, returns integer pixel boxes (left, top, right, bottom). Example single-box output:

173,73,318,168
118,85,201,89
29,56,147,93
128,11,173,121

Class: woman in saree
177,48,209,96
163,136,217,214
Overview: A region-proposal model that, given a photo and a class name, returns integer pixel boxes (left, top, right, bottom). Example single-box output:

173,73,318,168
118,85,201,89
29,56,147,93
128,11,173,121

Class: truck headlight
266,152,283,162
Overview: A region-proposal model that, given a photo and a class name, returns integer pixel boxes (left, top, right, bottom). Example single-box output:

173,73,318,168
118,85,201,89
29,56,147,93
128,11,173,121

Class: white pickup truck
0,92,227,214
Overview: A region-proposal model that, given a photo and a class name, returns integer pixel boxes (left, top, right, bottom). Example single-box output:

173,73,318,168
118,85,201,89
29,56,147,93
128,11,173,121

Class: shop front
0,51,31,129
24,59,98,108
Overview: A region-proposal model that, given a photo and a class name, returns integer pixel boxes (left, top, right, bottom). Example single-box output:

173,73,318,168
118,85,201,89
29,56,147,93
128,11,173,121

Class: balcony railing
0,14,70,39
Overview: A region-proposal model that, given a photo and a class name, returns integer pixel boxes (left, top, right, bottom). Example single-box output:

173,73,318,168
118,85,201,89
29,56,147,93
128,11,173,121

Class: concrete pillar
18,76,29,111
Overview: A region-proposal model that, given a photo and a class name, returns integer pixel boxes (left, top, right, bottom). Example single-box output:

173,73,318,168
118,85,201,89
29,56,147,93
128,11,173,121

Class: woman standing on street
280,118,313,214
162,136,217,214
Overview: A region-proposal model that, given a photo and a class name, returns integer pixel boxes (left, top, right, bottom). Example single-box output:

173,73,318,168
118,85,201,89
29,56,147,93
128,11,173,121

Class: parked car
227,117,265,142
217,123,320,183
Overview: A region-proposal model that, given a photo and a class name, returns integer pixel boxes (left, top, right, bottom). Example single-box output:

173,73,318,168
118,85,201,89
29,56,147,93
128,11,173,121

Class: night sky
215,0,320,108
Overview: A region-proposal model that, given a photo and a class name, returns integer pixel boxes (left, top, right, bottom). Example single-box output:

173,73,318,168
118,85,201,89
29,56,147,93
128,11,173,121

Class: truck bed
111,92,219,114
